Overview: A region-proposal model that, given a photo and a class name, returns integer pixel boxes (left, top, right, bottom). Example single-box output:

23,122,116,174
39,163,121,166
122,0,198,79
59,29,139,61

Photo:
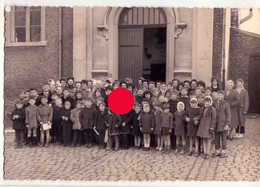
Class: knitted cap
190,98,198,103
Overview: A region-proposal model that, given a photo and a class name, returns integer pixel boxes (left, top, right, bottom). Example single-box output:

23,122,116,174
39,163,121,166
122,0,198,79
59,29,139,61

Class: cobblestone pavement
4,117,260,181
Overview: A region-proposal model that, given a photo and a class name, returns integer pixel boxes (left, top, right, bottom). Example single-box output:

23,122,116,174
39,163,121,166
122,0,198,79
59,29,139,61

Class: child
195,87,203,97
179,87,190,110
37,96,53,147
168,90,179,149
173,102,186,154
70,100,83,147
131,103,142,149
93,90,104,109
169,90,179,115
104,86,113,106
139,103,155,151
12,100,26,149
25,97,38,147
161,103,173,153
94,102,107,149
120,109,133,150
79,98,96,148
50,92,58,107
213,90,231,158
143,90,153,107
197,96,217,159
135,89,144,105
197,93,206,108
164,90,171,103
204,87,212,97
153,101,163,151
61,100,73,146
62,88,73,105
52,98,63,144
185,98,200,156
105,109,122,151
73,91,83,109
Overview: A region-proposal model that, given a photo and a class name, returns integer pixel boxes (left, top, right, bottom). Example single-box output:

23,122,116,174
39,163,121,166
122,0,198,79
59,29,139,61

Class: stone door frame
105,7,179,83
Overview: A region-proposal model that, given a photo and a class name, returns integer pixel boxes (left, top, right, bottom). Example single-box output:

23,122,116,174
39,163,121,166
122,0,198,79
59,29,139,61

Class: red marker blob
108,88,134,115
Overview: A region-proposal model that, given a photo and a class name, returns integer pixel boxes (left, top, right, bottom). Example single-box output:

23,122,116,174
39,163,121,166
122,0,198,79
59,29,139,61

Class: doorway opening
118,7,167,85
143,27,166,82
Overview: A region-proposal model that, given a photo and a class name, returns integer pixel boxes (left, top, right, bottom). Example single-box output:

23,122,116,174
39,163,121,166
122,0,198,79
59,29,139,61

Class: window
5,6,46,46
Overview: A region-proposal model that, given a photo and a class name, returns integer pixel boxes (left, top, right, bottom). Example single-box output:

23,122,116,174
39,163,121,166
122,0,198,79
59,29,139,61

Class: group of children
11,77,242,159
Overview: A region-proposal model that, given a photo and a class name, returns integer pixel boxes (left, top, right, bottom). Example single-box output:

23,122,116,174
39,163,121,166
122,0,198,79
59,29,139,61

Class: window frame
5,6,47,47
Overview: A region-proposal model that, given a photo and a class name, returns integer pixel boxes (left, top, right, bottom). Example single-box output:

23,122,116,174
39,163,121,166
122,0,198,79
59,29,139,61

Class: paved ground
4,117,260,181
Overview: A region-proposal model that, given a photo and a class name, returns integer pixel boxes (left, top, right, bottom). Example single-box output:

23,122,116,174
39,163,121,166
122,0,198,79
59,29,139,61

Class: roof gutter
240,8,253,25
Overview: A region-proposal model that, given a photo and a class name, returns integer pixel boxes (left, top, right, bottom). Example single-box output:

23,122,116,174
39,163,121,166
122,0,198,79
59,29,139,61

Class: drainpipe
222,9,226,89
240,8,253,25
58,7,63,79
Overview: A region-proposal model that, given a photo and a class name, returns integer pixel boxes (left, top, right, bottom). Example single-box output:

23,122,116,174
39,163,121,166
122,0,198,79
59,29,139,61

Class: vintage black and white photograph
3,6,260,182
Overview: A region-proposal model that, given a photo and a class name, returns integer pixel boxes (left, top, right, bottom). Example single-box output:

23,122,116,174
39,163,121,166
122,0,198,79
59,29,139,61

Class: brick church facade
4,7,260,113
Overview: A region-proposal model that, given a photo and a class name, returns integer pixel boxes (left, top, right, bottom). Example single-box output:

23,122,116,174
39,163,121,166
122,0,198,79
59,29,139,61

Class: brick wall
212,8,223,81
231,8,239,28
228,28,260,90
4,7,60,99
61,7,73,78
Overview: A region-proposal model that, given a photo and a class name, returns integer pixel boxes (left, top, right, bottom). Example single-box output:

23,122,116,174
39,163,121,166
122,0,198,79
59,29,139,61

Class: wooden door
248,56,260,113
119,29,143,85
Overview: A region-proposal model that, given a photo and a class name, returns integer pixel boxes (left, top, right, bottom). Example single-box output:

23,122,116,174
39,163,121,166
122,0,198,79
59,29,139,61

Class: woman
224,80,240,140
210,77,222,92
235,79,249,138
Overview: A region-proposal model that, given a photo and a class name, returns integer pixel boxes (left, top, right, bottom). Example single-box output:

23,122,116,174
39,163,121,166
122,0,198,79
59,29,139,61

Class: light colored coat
70,108,82,130
224,89,239,128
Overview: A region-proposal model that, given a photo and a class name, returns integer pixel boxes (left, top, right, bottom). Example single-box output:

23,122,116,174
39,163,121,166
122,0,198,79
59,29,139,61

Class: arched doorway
118,8,167,84
105,7,176,83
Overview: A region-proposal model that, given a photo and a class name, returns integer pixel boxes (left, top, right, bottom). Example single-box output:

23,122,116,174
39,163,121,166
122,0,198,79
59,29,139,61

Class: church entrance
118,8,167,85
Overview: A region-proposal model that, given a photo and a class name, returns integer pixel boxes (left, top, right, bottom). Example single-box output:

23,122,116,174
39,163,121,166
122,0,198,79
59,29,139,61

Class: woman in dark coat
236,79,249,138
224,80,240,140
197,96,217,159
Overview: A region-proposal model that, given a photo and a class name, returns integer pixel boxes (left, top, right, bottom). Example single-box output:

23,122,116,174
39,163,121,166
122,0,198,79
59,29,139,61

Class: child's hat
217,90,224,95
177,101,185,109
162,103,170,110
204,96,213,104
190,98,198,103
